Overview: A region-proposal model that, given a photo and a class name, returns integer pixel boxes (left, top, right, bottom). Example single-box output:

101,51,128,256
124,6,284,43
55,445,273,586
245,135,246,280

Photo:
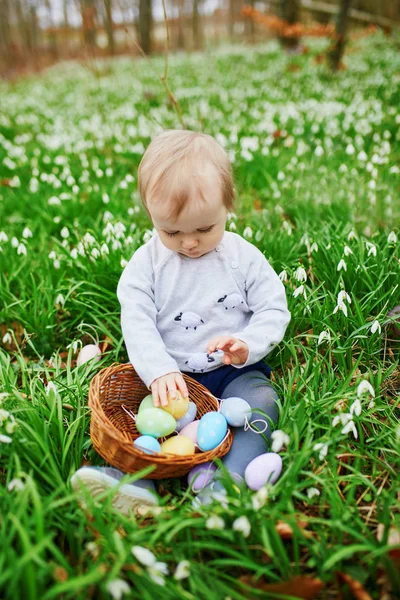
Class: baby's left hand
207,336,249,366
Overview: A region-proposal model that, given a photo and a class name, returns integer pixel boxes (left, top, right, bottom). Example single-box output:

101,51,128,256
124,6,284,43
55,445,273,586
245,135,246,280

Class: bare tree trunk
138,0,152,54
45,0,58,58
177,0,185,50
104,0,115,55
81,0,97,48
279,0,300,51
328,0,353,71
244,0,255,43
0,0,13,74
192,0,203,50
228,0,234,38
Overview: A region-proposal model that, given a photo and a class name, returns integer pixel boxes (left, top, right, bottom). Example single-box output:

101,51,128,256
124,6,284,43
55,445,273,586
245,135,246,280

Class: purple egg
187,462,217,493
244,453,282,491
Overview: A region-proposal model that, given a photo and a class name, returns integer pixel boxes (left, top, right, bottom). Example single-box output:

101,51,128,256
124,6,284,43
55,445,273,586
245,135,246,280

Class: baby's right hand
150,372,189,408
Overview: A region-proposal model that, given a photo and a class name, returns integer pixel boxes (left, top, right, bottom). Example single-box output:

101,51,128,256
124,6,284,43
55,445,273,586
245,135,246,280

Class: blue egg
220,396,252,427
133,435,161,454
176,402,197,432
197,411,228,452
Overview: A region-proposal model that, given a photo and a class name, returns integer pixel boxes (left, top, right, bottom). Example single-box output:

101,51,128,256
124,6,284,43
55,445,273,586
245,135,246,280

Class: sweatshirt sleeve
117,245,181,390
231,246,291,369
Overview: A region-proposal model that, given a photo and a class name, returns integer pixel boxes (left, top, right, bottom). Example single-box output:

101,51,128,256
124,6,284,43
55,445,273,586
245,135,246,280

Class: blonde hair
138,129,235,222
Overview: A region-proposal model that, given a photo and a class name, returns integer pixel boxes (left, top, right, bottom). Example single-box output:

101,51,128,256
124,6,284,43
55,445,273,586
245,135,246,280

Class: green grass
0,31,399,599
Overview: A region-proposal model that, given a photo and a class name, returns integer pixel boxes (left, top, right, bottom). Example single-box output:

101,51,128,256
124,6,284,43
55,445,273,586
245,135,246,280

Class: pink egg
187,462,217,492
180,421,200,449
244,453,282,491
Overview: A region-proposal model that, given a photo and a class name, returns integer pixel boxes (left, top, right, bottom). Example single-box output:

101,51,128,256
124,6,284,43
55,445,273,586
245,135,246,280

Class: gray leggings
218,370,280,478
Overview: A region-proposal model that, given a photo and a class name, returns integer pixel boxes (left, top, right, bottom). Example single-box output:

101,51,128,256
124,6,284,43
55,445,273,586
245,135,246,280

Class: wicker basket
88,363,233,479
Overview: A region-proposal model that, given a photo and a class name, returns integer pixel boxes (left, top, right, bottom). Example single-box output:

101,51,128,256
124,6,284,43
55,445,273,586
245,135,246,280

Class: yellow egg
161,390,190,419
160,435,195,456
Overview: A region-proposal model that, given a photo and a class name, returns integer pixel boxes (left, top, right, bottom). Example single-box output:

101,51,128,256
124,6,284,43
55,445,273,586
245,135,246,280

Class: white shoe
71,466,159,516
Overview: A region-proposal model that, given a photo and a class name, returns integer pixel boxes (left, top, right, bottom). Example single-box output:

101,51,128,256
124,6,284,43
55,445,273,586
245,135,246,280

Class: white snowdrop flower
55,294,65,307
357,151,368,161
143,230,155,243
105,168,113,177
313,442,328,461
53,259,60,269
307,487,320,499
310,242,318,253
337,290,351,305
342,419,358,439
367,244,377,257
0,231,8,242
206,515,225,530
389,165,399,174
48,196,61,205
70,248,78,259
357,380,375,398
278,270,288,282
232,516,251,538
347,230,357,241
11,237,19,248
100,243,109,255
77,242,85,256
9,176,21,188
0,434,12,444
317,330,331,345
293,285,306,299
91,248,100,259
282,220,292,235
131,545,157,567
332,412,352,428
17,243,27,256
0,409,10,424
174,560,190,581
314,145,324,157
387,231,397,244
46,381,58,395
148,562,169,586
102,192,110,204
61,227,69,239
277,171,285,181
48,250,57,260
106,579,130,600
370,320,381,334
2,332,12,344
6,416,16,434
103,211,114,223
229,222,237,231
344,245,353,256
120,259,128,268
368,400,375,409
112,240,122,251
333,300,348,317
119,180,128,189
7,478,25,492
339,164,348,173
346,144,355,155
22,227,32,239
350,398,362,417
252,485,269,510
83,232,96,246
243,226,253,239
271,430,290,453
337,259,347,271
294,266,307,282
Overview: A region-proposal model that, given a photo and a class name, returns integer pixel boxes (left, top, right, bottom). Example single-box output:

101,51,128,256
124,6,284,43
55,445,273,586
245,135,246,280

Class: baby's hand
207,336,249,366
150,371,189,408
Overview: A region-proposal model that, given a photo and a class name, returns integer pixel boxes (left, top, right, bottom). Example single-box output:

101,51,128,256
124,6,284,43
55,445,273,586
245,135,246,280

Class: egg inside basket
88,363,233,479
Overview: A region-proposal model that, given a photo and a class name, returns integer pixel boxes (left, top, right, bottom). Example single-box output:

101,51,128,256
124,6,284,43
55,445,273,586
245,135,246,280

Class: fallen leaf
336,571,373,600
53,566,68,582
276,518,313,540
239,574,324,599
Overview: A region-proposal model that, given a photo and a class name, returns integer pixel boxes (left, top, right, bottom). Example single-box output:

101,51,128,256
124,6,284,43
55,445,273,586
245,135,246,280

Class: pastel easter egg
176,402,197,431
77,344,101,367
187,462,217,492
197,412,228,452
244,453,282,491
160,435,195,456
179,421,200,447
135,408,176,438
138,394,155,412
220,396,252,427
133,435,161,454
161,390,190,419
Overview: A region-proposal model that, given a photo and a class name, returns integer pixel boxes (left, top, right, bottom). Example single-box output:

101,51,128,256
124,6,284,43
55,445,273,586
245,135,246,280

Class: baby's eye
165,226,214,238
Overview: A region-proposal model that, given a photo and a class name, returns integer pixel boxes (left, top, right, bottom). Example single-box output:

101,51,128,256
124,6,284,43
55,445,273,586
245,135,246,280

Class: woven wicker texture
88,363,233,479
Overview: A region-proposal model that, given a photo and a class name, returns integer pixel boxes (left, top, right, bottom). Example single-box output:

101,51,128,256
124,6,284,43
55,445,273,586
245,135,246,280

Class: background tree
328,0,353,70
137,0,153,54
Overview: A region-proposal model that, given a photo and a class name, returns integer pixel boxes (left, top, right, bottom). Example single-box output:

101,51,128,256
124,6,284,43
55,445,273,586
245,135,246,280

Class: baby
71,129,291,514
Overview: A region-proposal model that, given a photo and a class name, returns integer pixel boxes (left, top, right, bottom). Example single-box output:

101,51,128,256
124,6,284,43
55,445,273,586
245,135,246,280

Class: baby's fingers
176,375,189,398
151,384,160,407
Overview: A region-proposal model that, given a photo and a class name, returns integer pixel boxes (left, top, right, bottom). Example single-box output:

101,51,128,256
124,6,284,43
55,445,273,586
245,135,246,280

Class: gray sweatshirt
117,230,291,390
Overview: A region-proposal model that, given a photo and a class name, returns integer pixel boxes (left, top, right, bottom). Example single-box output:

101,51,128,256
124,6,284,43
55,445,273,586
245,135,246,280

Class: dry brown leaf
336,571,373,600
53,566,68,582
239,574,324,599
276,518,313,540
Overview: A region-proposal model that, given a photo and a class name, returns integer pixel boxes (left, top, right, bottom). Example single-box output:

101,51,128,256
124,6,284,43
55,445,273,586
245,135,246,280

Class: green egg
138,394,155,412
136,408,176,438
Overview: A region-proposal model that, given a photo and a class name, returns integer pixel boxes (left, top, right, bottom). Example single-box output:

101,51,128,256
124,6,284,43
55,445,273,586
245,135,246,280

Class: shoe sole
70,467,159,516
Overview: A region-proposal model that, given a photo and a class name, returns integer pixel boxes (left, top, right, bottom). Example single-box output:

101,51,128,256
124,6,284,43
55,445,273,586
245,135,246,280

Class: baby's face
147,166,228,258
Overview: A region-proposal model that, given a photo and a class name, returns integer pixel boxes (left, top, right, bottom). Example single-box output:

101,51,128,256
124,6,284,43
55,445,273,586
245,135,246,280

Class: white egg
77,344,102,366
